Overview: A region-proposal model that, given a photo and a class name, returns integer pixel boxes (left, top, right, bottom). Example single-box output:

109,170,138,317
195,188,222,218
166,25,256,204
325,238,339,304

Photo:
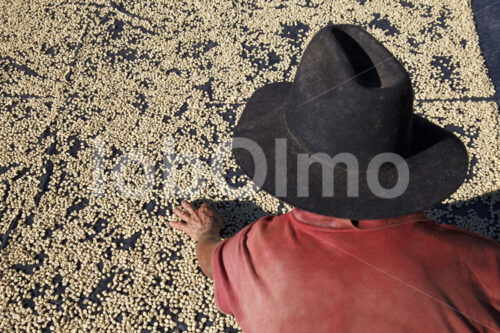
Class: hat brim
233,82,469,219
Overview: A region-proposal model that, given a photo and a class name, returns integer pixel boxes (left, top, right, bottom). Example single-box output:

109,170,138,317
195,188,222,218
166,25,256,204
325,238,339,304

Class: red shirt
212,210,500,332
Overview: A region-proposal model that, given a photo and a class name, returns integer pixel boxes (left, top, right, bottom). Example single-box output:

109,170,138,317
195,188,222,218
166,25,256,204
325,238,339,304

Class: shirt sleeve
212,238,233,314
211,222,258,314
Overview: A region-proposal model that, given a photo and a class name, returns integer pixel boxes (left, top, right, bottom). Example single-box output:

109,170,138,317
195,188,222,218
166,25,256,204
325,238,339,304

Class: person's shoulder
253,213,280,225
248,213,287,232
231,212,295,244
415,216,500,254
228,213,282,240
411,218,500,287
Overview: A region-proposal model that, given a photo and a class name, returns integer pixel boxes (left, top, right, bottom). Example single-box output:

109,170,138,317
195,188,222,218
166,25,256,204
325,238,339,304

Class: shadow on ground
191,189,499,241
191,198,282,238
429,189,499,241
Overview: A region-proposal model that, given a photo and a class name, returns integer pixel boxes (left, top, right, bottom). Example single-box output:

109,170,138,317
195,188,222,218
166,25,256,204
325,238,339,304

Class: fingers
169,220,187,232
181,200,197,216
202,203,221,218
199,202,209,212
172,200,220,225
173,206,190,222
200,202,216,213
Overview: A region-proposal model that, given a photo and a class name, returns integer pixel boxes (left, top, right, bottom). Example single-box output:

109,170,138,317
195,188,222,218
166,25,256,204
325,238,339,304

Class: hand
170,200,224,242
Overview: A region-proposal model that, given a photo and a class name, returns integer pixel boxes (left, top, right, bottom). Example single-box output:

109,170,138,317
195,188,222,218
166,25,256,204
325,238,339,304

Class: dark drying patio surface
0,0,498,332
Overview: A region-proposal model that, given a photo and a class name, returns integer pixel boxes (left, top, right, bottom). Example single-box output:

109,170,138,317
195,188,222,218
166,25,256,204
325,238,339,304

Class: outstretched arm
170,200,223,279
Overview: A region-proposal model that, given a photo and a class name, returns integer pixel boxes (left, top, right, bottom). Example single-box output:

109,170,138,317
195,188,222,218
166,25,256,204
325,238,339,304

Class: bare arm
196,231,222,279
170,200,223,279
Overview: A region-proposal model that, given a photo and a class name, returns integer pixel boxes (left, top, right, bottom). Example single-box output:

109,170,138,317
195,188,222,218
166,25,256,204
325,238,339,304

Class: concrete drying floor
0,0,499,331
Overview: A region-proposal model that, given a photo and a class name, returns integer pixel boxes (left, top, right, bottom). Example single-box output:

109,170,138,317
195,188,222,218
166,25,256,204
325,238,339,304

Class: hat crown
284,25,414,168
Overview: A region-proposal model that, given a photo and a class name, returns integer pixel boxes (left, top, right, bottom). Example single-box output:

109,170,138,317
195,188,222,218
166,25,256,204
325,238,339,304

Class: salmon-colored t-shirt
212,210,500,332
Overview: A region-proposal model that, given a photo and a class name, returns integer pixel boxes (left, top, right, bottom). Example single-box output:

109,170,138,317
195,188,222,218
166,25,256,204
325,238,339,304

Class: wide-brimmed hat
232,24,468,219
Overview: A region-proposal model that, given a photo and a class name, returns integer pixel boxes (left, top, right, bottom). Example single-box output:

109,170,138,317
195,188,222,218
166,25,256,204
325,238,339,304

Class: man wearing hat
170,25,500,332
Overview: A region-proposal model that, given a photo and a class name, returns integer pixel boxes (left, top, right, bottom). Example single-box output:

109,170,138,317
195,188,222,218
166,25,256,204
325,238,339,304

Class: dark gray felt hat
232,24,468,219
